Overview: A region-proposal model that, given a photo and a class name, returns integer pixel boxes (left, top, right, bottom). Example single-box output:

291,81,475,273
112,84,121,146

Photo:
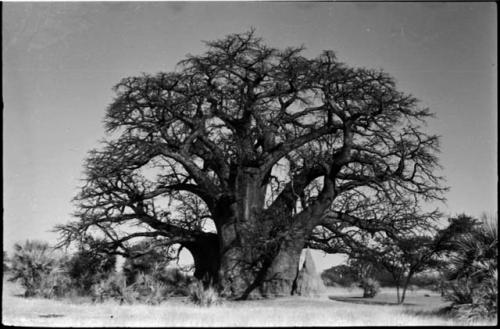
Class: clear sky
3,1,497,272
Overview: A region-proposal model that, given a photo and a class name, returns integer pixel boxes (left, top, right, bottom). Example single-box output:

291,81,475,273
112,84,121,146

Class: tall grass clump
444,213,497,322
91,272,132,304
130,272,170,305
158,267,193,296
188,280,221,307
38,266,74,299
91,271,175,305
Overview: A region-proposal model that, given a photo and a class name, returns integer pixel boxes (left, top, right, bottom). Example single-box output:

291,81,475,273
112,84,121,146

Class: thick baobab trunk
217,208,315,298
214,168,329,299
261,238,304,297
217,226,305,299
216,168,270,298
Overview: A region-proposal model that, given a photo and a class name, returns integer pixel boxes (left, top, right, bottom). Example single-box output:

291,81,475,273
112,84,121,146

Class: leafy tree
340,214,477,303
56,30,445,298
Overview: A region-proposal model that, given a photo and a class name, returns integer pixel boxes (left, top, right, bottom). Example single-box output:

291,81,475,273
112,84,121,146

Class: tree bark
216,169,271,298
218,226,306,299
263,233,306,297
213,169,330,299
400,273,413,304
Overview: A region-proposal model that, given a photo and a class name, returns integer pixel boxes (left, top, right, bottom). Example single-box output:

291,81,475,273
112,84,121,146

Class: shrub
122,240,173,285
445,269,498,321
66,249,116,292
91,272,133,304
157,267,193,296
360,278,380,298
444,214,498,321
38,267,74,299
188,280,221,307
130,272,170,305
8,240,59,297
91,272,173,305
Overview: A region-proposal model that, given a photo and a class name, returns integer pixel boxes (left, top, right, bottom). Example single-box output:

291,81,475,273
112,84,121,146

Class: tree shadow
403,305,452,318
329,296,416,306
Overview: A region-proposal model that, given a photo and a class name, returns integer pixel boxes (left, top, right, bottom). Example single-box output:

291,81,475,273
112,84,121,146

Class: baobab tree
56,30,445,299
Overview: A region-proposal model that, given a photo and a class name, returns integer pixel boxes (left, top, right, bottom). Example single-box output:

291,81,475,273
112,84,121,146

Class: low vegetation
6,239,199,306
66,249,116,293
188,281,221,307
8,240,64,297
442,213,497,322
4,212,496,325
360,278,381,298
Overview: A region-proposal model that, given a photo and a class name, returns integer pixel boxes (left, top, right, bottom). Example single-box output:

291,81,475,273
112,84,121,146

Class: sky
2,1,497,272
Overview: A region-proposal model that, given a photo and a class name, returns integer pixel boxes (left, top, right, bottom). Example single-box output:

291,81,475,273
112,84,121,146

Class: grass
2,279,496,327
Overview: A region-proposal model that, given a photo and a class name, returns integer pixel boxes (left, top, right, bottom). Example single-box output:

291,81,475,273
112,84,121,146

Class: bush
360,278,380,298
188,280,221,307
444,214,498,321
66,249,116,292
157,267,193,296
8,240,60,297
38,267,74,299
134,272,172,304
445,269,497,321
91,272,174,305
122,240,173,285
91,272,132,304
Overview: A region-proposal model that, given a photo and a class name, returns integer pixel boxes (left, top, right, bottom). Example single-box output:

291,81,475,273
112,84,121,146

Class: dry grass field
2,278,495,327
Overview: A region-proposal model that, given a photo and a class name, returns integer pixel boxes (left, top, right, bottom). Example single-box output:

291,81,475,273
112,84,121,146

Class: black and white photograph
2,0,497,326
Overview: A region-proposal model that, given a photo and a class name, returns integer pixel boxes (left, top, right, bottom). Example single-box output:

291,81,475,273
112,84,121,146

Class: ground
2,278,494,326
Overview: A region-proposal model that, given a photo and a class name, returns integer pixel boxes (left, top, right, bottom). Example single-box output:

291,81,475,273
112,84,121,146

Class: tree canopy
56,30,445,298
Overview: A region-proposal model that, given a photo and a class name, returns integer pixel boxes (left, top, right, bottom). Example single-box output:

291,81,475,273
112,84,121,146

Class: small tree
344,214,476,304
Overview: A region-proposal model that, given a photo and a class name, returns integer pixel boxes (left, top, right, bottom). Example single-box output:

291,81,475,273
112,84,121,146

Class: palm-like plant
445,213,498,321
8,240,58,297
